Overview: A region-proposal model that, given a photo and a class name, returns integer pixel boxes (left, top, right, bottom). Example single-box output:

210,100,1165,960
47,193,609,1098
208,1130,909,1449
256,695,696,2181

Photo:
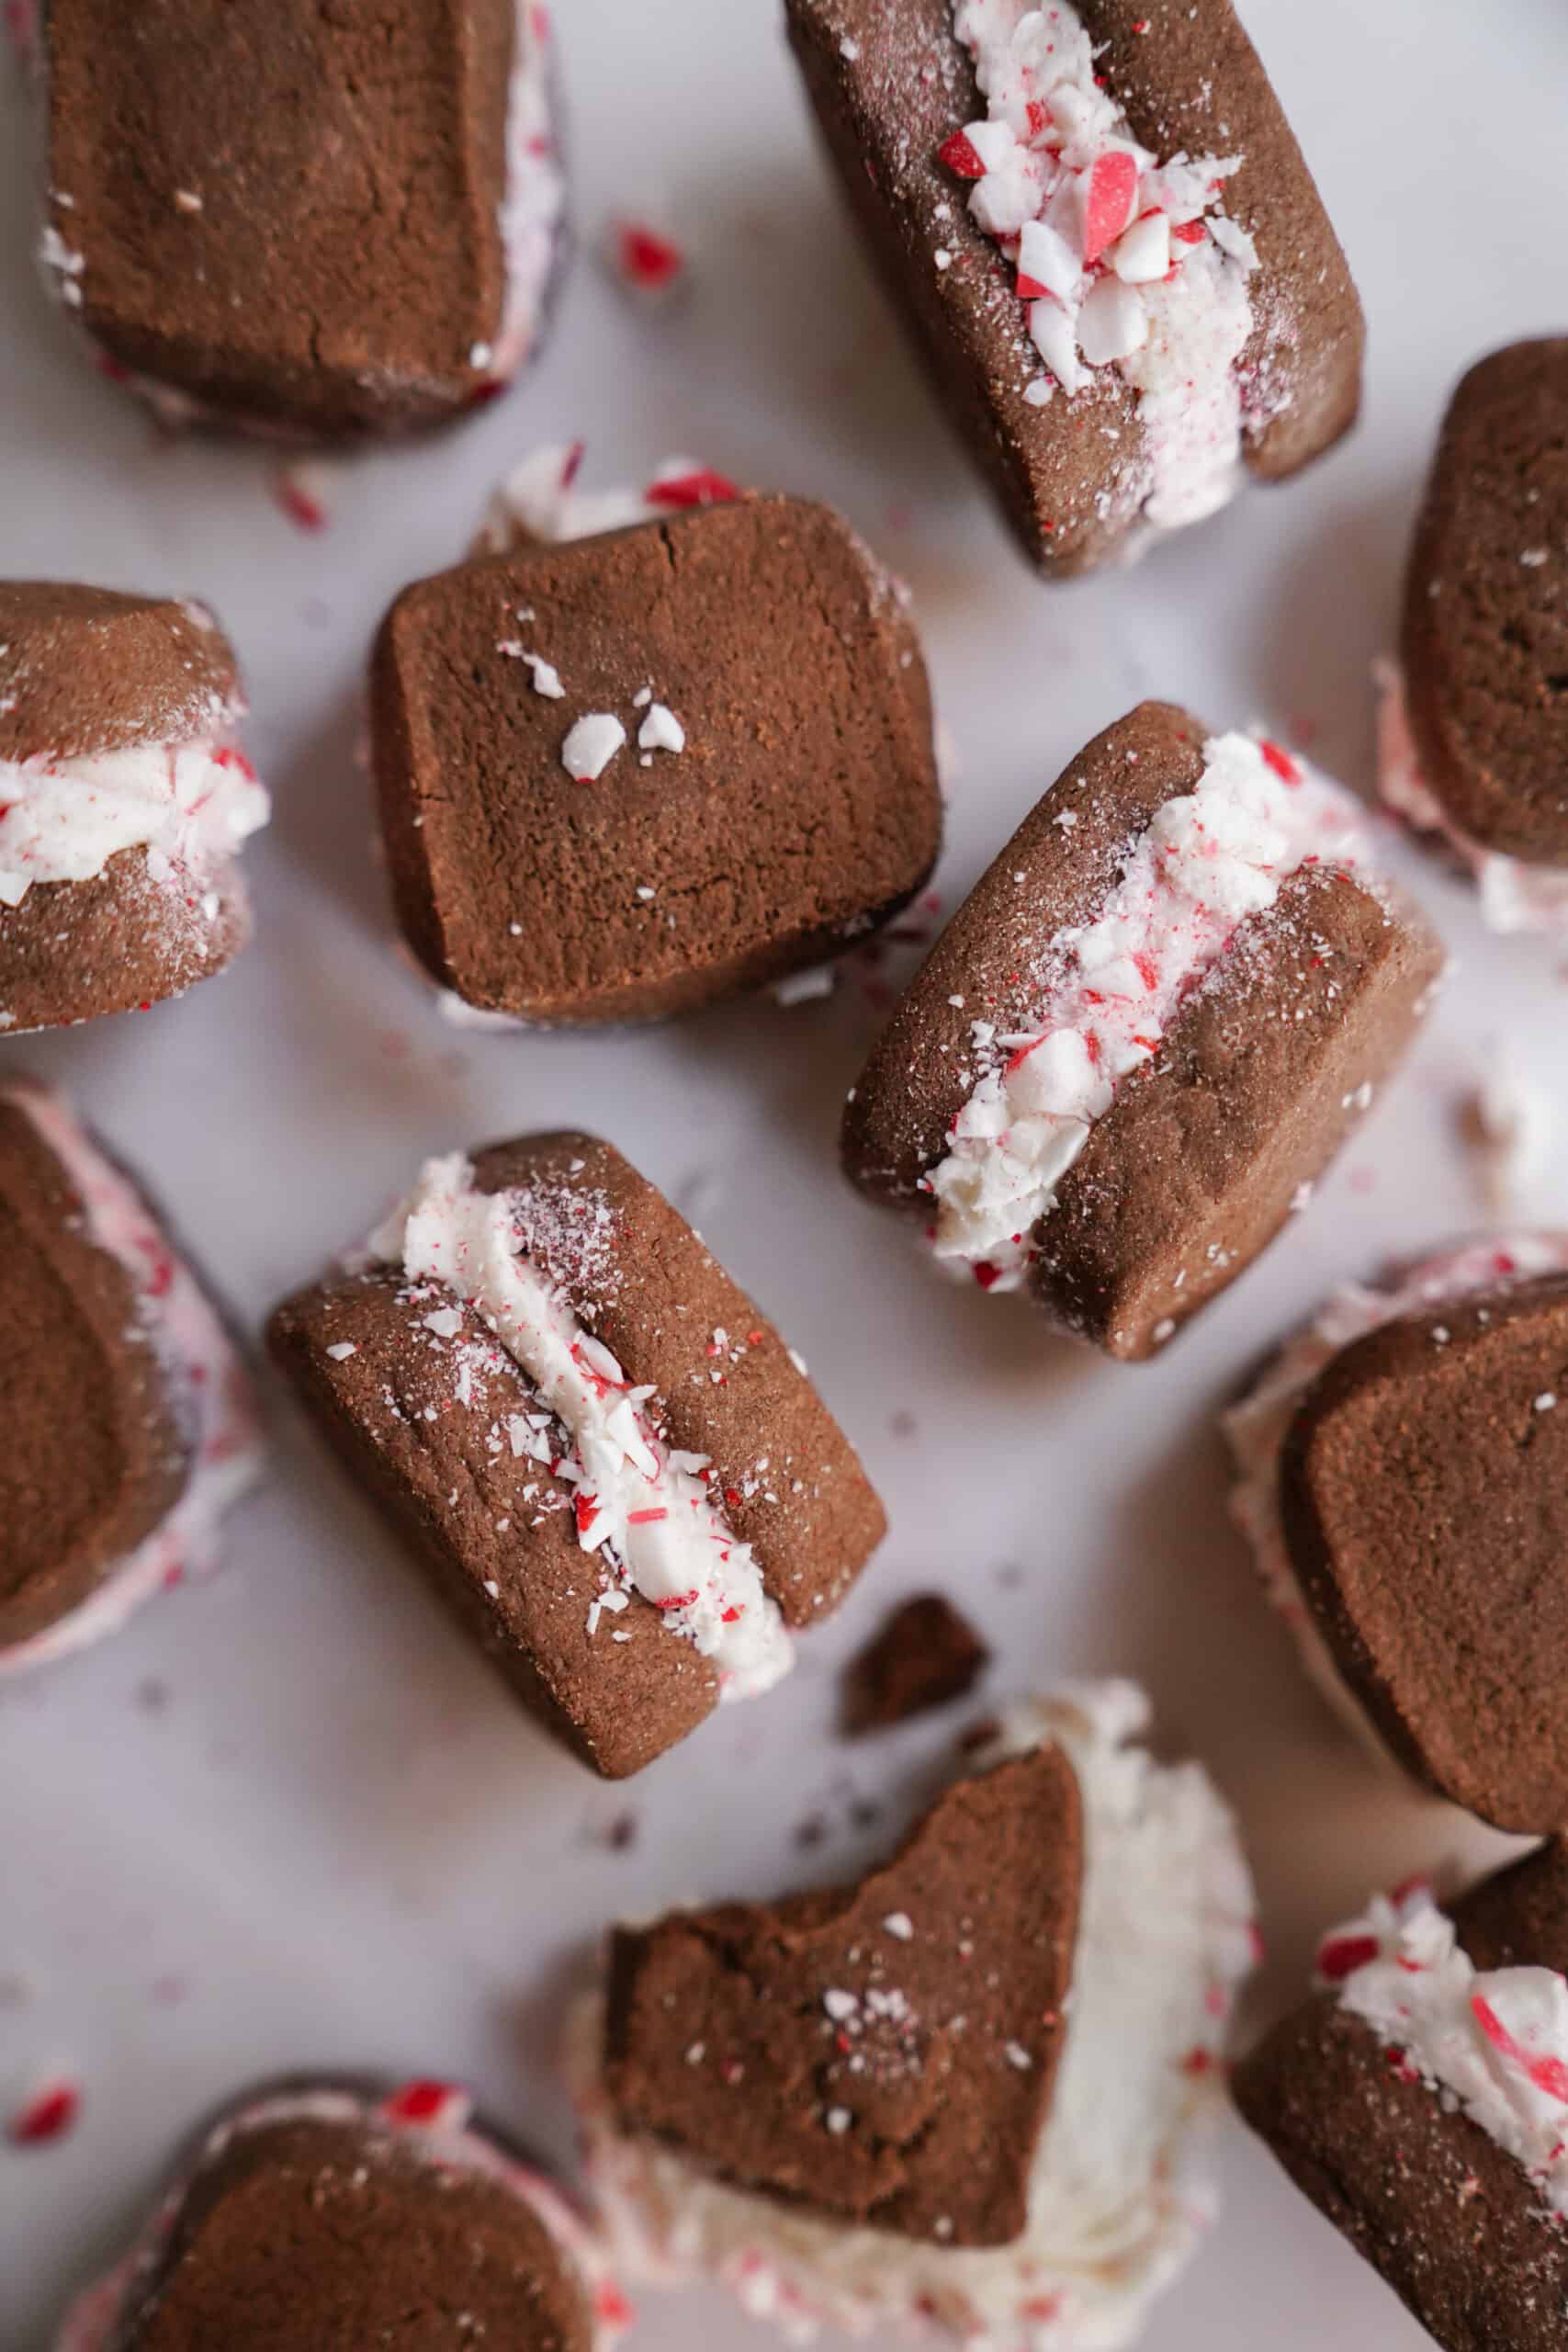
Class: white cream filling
1222,1232,1568,1764
1320,1883,1568,2221
928,733,1368,1288
950,0,1262,530
369,1154,793,1702
575,1679,1257,2351
1376,659,1568,934
473,447,732,553
0,729,268,907
54,2083,626,2352
491,1,567,379
0,1083,265,1677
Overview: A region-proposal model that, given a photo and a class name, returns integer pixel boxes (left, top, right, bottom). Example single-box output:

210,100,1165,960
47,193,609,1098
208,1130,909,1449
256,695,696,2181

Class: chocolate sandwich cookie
1235,1849,1568,2352
372,490,942,1026
55,2077,626,2350
784,0,1363,573
843,703,1443,1360
0,583,269,1034
0,1081,265,1676
575,1682,1256,2346
1378,341,1568,932
1226,1235,1568,1832
34,0,565,438
269,1133,886,1779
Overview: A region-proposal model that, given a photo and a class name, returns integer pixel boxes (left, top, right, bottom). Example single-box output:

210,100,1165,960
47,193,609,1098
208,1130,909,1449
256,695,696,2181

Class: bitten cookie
32,0,565,438
54,2077,627,2350
1225,1235,1568,1832
0,583,269,1033
269,1134,886,1780
1235,1849,1568,2352
372,490,942,1025
0,1081,265,1676
1378,341,1568,931
784,0,1363,572
843,704,1444,1360
574,1682,1256,2346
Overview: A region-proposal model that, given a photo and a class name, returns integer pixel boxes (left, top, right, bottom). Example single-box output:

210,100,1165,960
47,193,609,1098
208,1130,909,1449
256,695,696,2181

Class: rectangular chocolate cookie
39,0,563,436
372,495,942,1023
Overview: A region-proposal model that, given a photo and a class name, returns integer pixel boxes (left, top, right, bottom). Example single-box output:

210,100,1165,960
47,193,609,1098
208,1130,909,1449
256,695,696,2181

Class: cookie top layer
0,1092,189,1649
1279,1269,1568,1829
1402,340,1568,866
372,496,942,1023
0,583,239,762
604,1744,1082,2247
111,2109,596,2350
43,0,519,435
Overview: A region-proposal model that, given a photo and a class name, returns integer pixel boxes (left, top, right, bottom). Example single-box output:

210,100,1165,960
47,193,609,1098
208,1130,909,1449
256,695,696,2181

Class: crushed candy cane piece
561,714,626,783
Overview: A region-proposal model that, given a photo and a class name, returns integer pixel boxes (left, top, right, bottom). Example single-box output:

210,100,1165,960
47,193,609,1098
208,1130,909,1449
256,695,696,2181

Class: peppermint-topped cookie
1237,1847,1568,2352
0,583,269,1033
269,1134,886,1778
844,703,1443,1358
784,0,1364,571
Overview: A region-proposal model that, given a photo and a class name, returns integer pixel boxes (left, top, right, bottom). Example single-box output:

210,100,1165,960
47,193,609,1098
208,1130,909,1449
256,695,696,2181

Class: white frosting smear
1376,659,1568,934
0,734,269,907
928,733,1367,1289
54,2082,628,2352
1319,1883,1568,2222
949,0,1262,530
1223,1232,1568,1758
370,1154,793,1701
575,1680,1257,2350
0,1084,265,1677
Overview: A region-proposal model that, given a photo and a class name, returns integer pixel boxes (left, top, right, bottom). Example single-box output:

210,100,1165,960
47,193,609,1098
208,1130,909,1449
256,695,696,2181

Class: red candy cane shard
937,130,987,180
1082,151,1140,265
1472,1996,1568,2102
